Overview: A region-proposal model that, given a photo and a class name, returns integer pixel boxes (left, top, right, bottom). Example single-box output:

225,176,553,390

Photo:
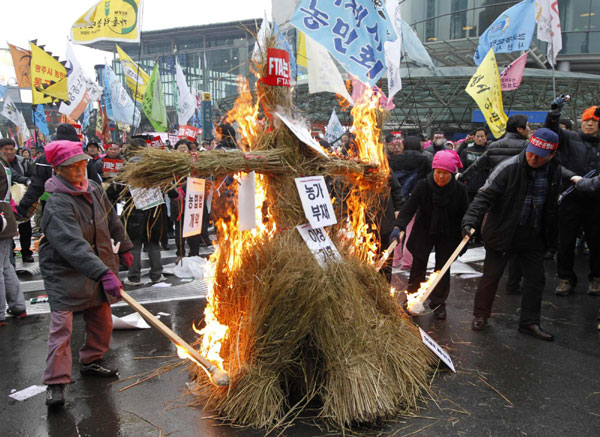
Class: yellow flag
297,30,307,68
116,44,149,103
30,42,68,104
465,48,508,139
71,0,141,45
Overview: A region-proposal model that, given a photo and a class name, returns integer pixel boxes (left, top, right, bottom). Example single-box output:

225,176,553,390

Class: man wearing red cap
545,99,600,296
462,128,570,341
39,140,133,407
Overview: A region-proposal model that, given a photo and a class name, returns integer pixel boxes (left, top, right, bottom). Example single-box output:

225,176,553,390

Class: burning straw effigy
119,35,436,431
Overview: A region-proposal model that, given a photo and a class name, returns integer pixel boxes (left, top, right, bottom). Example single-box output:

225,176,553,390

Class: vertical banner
238,171,256,231
201,93,213,141
183,177,206,237
465,49,508,139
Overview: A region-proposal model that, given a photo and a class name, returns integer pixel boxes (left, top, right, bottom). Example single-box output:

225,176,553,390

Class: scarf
427,173,457,237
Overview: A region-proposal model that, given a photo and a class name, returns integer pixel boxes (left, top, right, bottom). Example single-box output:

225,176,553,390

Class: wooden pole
374,231,404,272
120,290,229,386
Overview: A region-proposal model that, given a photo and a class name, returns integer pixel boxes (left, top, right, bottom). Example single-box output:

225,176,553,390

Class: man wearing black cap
462,128,572,341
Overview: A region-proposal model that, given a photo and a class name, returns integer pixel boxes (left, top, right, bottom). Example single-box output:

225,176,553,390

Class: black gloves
462,225,475,239
389,227,402,246
551,95,570,111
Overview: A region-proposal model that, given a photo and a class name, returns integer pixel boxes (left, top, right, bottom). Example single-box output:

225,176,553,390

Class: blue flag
273,21,297,80
474,0,536,65
104,62,140,128
290,0,397,86
401,19,434,69
82,102,93,132
32,104,49,136
0,85,7,100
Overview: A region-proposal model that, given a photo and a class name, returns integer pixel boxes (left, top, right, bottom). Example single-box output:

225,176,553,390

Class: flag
71,0,141,45
82,102,93,133
305,34,354,105
142,63,167,132
296,30,308,68
59,43,91,120
252,15,272,62
0,86,7,100
325,109,344,144
500,51,529,91
474,0,536,65
104,62,140,127
175,61,196,126
8,43,31,88
401,19,434,68
116,44,149,102
290,0,397,86
351,77,393,110
32,104,49,136
384,0,402,100
29,42,68,104
536,0,562,66
273,21,297,80
272,0,300,25
465,49,508,139
1,96,31,141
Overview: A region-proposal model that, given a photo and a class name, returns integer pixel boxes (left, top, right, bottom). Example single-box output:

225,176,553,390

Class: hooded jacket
462,151,566,253
39,175,132,312
0,151,18,240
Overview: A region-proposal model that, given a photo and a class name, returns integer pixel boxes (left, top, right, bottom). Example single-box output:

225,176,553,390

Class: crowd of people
0,97,598,407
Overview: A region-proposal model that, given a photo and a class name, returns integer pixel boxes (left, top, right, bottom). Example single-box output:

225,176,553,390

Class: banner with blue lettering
290,0,397,86
474,0,536,65
32,104,49,136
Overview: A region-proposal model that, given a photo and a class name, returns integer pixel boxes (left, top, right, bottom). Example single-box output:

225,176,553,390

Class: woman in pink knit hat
395,149,469,319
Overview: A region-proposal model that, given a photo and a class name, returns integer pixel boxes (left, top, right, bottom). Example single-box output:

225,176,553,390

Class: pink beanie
432,149,463,174
45,140,89,167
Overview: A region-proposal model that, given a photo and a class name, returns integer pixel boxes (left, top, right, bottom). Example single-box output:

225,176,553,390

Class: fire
344,83,390,264
226,76,260,152
406,271,440,315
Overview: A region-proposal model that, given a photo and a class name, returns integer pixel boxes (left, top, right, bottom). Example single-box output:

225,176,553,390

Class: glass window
587,31,600,52
561,0,591,32
562,32,589,54
589,0,600,30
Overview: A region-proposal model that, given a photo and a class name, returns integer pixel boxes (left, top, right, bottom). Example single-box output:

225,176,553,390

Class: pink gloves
101,270,122,298
119,251,133,268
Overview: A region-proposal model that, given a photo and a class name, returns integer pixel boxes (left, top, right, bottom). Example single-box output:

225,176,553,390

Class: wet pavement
2,249,600,436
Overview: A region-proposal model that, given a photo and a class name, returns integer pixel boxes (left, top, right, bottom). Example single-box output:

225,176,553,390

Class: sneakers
80,359,118,377
46,384,65,407
434,307,447,320
555,279,574,296
7,309,27,318
123,278,143,286
588,277,600,296
151,274,167,284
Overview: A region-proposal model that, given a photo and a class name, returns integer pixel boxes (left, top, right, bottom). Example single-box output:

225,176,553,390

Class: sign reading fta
296,223,342,268
295,176,337,228
183,177,206,237
263,48,291,87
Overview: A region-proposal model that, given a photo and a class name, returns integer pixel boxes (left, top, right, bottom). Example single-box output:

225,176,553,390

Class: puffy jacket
460,132,527,181
389,150,430,198
0,152,17,240
459,144,488,194
39,176,133,312
462,151,566,254
18,153,53,212
576,174,600,193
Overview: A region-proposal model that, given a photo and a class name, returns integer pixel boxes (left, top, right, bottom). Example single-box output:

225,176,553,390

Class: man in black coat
545,99,600,296
462,129,571,341
459,126,489,202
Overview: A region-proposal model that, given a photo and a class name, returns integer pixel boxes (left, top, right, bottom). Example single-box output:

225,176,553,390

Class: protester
215,123,238,150
40,140,133,406
0,148,26,327
85,141,104,184
100,143,125,182
424,131,450,157
395,150,468,319
462,129,571,340
19,148,33,177
545,99,600,296
459,127,489,202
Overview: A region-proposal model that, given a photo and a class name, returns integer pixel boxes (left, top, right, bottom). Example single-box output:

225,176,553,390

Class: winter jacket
424,143,450,158
389,150,430,198
459,144,488,194
576,174,600,193
397,174,469,260
8,156,29,185
462,151,566,254
39,176,133,312
459,132,528,181
18,153,53,212
378,172,405,237
0,152,18,240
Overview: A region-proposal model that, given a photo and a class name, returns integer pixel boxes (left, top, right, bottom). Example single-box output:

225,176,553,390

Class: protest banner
72,0,141,45
182,178,206,237
295,176,337,229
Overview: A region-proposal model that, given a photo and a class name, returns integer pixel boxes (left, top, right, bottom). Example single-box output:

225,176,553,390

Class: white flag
536,0,562,65
252,15,271,62
305,35,354,105
384,0,403,100
175,62,196,126
59,42,91,120
272,0,300,26
325,109,344,144
1,96,30,141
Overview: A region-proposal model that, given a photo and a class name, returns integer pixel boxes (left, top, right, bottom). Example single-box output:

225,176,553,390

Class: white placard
295,176,337,228
274,112,329,158
182,177,206,238
130,187,165,211
111,313,151,330
419,327,456,373
9,385,47,401
296,223,342,268
238,172,256,231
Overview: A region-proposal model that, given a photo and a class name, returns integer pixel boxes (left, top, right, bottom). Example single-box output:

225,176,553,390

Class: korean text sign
263,48,291,87
102,158,124,178
295,176,337,228
465,48,508,139
419,327,456,373
183,177,206,238
130,187,165,211
290,0,397,86
296,223,342,268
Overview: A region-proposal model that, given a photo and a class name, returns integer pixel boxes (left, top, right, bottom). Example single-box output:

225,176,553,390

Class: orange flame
226,76,260,152
406,271,440,314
